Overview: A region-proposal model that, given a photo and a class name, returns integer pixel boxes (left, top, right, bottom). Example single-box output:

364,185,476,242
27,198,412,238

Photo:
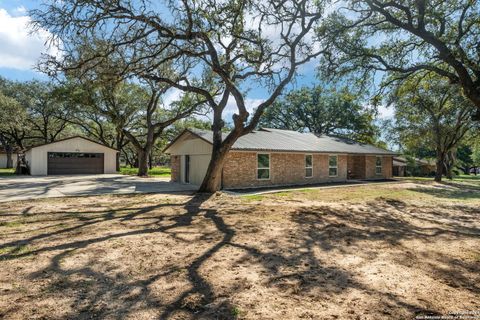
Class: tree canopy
389,72,477,180
259,87,380,144
319,0,480,119
32,0,329,191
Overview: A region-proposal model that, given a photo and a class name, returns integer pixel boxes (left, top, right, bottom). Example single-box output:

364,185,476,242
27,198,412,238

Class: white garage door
183,154,210,185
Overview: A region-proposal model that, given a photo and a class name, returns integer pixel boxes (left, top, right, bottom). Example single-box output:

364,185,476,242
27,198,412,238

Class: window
48,152,102,158
257,154,270,180
305,154,313,178
329,155,338,177
376,156,382,175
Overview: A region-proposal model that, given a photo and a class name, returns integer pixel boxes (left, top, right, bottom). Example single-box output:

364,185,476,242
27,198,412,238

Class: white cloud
162,87,183,108
0,8,58,71
13,6,27,15
224,96,265,114
378,104,394,119
221,96,266,124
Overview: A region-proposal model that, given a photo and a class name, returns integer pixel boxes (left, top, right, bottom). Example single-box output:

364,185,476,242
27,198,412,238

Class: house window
257,154,270,180
376,156,382,175
329,155,338,177
305,154,313,178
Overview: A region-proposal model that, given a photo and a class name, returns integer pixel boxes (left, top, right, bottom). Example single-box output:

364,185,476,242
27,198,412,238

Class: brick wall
383,156,393,179
364,155,392,179
347,155,366,179
345,155,393,180
170,155,181,182
222,152,348,189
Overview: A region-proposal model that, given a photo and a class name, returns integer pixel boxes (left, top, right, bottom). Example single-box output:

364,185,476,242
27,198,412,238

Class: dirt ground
0,180,479,319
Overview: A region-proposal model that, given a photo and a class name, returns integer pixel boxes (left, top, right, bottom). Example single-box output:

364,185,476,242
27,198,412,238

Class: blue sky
0,0,49,80
0,1,394,120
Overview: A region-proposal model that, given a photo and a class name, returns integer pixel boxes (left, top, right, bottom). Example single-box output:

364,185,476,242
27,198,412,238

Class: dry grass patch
0,181,479,319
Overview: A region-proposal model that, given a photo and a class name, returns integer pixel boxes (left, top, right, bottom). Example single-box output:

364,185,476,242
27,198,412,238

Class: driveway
0,174,198,202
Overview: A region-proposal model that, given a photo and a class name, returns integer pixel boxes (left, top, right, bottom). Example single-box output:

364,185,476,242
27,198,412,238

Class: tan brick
365,155,392,179
222,152,348,189
347,155,366,179
170,155,181,182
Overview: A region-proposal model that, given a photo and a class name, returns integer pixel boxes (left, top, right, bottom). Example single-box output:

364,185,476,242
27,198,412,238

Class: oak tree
319,0,480,120
32,0,328,191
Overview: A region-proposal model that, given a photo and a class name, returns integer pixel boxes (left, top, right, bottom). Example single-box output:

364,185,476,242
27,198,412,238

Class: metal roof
393,159,406,166
24,136,119,152
186,128,397,155
393,156,434,166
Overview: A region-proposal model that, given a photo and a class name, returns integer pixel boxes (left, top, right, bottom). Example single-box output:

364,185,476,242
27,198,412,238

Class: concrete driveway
0,174,198,202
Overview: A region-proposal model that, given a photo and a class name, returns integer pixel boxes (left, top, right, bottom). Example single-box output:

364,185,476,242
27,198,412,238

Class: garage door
47,152,104,175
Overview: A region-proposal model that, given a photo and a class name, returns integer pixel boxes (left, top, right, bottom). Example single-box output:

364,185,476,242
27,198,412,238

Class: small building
164,128,397,189
392,157,407,177
0,150,18,169
25,136,118,176
393,156,435,177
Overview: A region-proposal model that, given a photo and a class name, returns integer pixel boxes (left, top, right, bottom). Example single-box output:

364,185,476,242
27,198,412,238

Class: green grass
453,174,480,185
400,174,480,187
231,306,242,318
241,178,480,204
0,221,24,228
120,166,171,177
0,245,34,259
0,168,15,176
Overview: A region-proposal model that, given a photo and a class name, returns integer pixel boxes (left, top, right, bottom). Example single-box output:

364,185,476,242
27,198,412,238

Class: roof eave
163,128,214,154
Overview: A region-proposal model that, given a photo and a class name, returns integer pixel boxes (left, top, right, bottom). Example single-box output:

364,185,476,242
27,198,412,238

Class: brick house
164,128,397,189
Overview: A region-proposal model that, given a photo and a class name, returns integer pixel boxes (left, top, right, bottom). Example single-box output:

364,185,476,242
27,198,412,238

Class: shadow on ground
0,190,479,319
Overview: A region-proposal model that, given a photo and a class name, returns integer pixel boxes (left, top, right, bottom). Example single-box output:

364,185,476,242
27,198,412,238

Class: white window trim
257,153,271,180
328,155,338,177
375,156,383,175
305,154,313,178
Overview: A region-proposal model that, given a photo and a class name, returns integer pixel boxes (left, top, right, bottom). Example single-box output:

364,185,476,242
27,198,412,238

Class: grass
399,174,480,184
242,177,480,204
120,166,171,177
0,245,34,260
0,221,24,228
0,168,15,176
231,306,242,318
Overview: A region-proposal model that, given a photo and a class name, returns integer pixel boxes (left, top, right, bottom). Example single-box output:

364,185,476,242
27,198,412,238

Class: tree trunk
198,147,229,192
5,145,13,169
137,149,149,176
446,165,453,180
445,150,455,180
198,113,244,192
434,151,444,182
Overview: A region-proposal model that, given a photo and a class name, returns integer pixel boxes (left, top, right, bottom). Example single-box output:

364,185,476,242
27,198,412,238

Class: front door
184,155,190,183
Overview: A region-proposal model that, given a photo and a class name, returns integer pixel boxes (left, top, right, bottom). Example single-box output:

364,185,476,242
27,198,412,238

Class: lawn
0,180,478,319
120,166,171,177
399,174,480,185
0,168,15,176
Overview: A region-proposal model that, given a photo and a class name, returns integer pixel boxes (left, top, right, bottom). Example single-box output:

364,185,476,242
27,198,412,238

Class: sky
0,0,395,120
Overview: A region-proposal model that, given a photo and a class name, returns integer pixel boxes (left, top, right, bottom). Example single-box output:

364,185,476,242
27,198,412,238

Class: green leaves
317,0,480,115
259,86,380,144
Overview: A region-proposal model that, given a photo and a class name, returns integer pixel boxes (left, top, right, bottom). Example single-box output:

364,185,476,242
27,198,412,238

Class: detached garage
25,136,118,176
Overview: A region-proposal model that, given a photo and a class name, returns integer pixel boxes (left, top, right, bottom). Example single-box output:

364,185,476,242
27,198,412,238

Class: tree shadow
290,200,480,300
1,194,243,319
1,193,478,319
406,180,480,201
